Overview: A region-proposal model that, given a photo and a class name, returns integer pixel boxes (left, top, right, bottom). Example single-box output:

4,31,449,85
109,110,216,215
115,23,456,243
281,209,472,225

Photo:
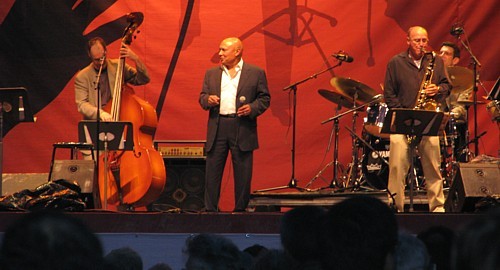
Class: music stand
381,108,449,212
78,121,134,209
0,87,34,196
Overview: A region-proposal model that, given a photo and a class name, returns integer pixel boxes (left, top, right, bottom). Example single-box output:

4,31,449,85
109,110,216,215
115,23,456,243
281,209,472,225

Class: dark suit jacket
199,62,271,152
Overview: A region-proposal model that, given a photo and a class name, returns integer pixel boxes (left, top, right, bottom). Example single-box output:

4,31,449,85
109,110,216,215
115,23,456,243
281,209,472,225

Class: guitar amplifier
154,140,206,159
151,140,207,212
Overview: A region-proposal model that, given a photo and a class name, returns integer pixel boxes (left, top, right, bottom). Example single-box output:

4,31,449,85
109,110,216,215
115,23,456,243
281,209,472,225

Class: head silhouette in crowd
319,196,399,270
183,233,251,270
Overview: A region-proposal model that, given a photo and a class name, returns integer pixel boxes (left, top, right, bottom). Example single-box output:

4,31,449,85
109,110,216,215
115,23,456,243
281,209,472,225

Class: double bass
99,12,166,210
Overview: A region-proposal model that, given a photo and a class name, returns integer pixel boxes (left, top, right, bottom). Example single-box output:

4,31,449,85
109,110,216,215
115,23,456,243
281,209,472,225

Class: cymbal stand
455,29,482,155
305,104,343,189
345,90,361,189
256,61,343,193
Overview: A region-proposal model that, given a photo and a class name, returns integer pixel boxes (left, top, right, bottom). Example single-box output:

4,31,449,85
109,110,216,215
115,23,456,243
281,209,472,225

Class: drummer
439,41,469,161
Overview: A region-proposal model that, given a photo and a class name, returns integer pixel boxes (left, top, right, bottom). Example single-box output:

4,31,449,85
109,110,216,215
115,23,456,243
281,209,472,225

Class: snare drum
486,100,500,121
363,103,389,138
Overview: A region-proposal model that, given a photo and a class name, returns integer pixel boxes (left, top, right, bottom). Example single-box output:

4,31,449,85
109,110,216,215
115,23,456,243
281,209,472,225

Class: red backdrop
0,0,498,210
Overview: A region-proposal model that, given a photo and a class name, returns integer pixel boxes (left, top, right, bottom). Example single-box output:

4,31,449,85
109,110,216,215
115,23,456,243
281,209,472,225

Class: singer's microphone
239,96,246,104
332,52,354,63
450,24,464,37
19,96,25,121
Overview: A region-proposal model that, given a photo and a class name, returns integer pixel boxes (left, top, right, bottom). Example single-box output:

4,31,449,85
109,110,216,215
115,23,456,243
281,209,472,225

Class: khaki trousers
387,134,445,212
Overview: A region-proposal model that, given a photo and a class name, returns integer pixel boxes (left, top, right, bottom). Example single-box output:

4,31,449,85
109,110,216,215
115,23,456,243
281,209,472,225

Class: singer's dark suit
199,62,270,211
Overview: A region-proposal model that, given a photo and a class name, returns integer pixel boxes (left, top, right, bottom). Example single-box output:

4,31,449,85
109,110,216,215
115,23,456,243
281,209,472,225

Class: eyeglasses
411,38,428,44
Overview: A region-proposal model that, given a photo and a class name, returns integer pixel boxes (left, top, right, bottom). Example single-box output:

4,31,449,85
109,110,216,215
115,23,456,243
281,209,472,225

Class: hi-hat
318,89,358,108
448,66,473,94
330,77,377,103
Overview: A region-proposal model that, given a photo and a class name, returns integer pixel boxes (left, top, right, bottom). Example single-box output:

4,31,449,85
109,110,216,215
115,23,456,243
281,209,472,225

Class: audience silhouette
0,209,104,270
183,233,252,270
394,232,432,270
318,196,399,270
417,225,456,270
104,246,144,270
280,205,326,269
452,207,500,270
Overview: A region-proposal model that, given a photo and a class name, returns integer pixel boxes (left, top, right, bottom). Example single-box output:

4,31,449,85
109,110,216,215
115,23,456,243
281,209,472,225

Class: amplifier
154,140,206,159
158,146,205,158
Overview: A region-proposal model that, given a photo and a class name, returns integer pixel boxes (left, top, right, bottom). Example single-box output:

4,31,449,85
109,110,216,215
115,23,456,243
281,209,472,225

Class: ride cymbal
318,89,358,108
447,66,473,94
330,77,377,103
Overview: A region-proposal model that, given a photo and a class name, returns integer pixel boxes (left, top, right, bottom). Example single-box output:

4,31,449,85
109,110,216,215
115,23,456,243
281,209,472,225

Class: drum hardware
320,93,383,190
305,90,356,189
328,77,380,189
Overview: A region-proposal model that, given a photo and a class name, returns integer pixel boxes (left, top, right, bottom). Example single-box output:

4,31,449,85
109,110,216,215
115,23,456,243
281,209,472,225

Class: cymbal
330,77,377,103
318,89,358,108
448,66,473,94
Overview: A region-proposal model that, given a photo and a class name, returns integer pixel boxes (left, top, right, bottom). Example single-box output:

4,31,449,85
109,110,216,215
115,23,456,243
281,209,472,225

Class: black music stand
381,109,449,212
78,121,134,209
0,87,34,196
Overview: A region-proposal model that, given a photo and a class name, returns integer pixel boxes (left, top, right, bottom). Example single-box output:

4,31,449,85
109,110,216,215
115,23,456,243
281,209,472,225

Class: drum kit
310,69,486,192
309,77,393,191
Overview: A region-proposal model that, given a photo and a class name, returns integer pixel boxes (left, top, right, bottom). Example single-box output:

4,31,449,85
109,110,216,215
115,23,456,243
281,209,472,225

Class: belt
219,113,237,118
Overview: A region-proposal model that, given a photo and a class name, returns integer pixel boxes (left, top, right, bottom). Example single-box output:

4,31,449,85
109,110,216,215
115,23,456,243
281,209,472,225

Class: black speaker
445,163,500,212
150,158,206,212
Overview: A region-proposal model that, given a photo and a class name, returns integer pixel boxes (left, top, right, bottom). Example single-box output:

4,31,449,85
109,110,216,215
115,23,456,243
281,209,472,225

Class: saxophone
414,51,440,111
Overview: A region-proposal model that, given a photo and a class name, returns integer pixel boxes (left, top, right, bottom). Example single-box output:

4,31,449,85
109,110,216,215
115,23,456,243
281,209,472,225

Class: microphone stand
94,57,105,208
255,61,343,193
456,32,482,155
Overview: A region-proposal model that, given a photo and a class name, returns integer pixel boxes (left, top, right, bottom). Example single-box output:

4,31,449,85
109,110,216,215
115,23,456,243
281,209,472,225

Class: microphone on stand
450,23,464,37
332,52,354,63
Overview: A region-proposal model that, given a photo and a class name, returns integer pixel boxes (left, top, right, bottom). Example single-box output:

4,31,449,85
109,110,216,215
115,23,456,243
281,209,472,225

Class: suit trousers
387,134,445,212
205,117,253,212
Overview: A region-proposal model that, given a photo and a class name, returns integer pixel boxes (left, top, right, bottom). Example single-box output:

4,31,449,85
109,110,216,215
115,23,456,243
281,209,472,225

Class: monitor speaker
445,163,500,212
150,158,206,212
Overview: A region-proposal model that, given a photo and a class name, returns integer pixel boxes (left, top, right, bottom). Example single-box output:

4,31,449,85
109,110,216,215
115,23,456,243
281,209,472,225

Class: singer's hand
237,104,251,117
208,95,220,106
424,84,439,96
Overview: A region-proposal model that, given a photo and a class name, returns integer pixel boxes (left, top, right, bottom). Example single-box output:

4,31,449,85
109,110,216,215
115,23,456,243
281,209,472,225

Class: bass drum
362,135,424,190
362,136,390,190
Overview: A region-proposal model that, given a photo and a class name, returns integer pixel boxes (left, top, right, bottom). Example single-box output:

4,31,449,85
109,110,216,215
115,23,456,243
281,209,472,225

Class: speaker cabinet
445,163,500,212
150,158,206,212
50,160,97,208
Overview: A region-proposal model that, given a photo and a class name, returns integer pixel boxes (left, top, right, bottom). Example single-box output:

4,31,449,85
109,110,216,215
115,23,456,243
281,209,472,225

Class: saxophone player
383,26,451,212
